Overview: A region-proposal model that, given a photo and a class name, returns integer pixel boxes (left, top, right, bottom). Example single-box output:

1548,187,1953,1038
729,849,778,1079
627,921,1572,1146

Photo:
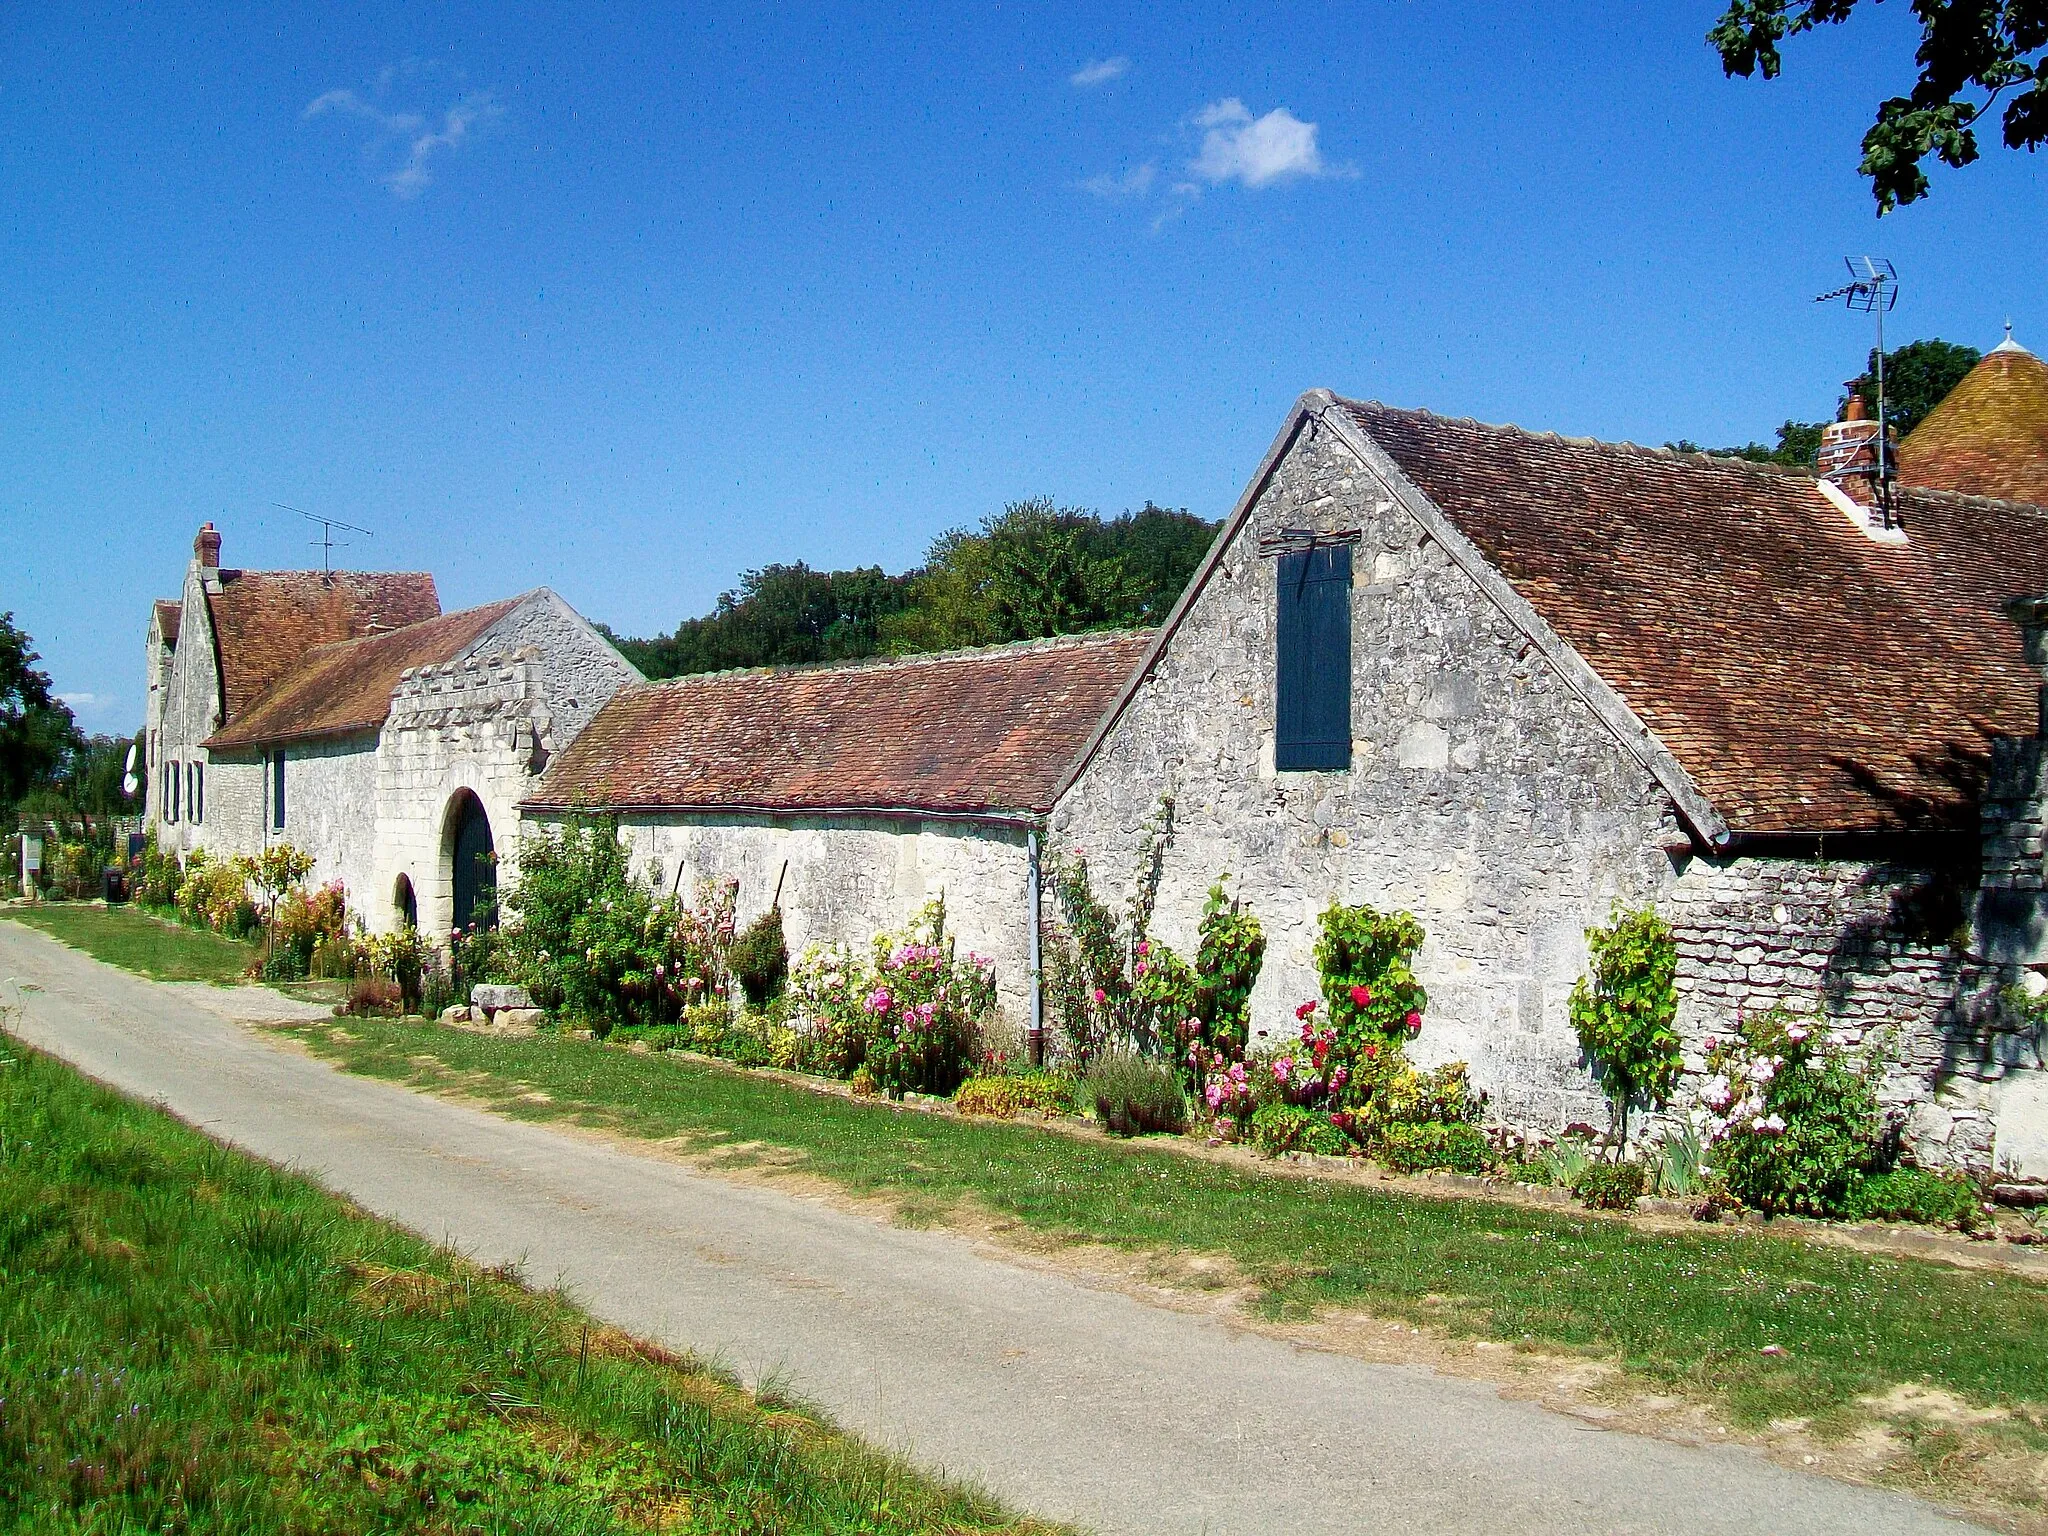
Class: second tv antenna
275,503,373,573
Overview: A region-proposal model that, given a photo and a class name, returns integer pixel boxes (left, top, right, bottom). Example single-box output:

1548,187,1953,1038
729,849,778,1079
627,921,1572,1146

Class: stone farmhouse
519,632,1151,1026
145,523,636,937
1049,356,2048,1174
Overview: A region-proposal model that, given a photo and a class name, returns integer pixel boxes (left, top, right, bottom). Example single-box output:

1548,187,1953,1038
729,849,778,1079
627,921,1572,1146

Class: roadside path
0,920,1980,1535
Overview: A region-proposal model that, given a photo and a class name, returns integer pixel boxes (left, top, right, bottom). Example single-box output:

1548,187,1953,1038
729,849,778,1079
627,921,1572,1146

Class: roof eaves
1320,403,1736,849
516,796,1042,827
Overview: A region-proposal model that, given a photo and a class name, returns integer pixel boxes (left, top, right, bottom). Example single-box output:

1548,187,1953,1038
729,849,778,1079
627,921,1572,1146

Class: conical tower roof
1897,330,2048,506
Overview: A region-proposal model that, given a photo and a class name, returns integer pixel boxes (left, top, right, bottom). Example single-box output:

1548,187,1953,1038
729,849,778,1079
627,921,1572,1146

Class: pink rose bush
790,897,998,1098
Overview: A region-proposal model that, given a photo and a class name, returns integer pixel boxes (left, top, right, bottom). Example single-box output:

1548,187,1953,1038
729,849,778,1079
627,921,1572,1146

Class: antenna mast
1814,257,1900,528
274,503,374,573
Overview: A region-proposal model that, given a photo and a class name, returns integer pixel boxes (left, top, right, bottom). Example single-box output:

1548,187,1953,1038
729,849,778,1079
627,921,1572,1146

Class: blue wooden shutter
1275,544,1352,771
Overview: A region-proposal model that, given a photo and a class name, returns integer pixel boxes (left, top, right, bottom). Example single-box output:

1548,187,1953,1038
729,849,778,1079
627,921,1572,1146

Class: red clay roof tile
205,569,440,723
1349,401,2048,835
524,631,1154,818
204,598,522,751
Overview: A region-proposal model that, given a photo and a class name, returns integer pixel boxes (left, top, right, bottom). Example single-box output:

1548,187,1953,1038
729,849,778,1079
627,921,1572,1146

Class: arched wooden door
448,793,496,932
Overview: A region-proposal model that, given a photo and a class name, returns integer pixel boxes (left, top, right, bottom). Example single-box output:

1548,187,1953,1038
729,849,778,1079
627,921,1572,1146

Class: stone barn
145,522,637,939
518,632,1151,1029
1049,388,2048,1172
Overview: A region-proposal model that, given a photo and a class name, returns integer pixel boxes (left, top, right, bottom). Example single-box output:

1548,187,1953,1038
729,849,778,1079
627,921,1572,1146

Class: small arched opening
444,791,497,934
393,873,418,931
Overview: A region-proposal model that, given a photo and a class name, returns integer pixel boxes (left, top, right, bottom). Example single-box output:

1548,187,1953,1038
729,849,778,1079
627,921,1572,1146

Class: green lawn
0,1035,1056,1535
286,1018,2048,1449
2,901,257,984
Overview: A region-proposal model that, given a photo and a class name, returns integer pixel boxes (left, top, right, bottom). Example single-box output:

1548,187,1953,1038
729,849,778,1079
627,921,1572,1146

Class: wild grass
285,1017,2048,1440
0,1038,1058,1534
2,901,256,984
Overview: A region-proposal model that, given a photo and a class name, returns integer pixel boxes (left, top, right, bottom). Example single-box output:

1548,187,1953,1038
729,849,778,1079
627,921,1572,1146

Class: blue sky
3,2,2042,732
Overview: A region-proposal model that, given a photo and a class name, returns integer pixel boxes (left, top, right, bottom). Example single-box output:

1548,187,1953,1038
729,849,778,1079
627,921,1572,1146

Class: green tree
1711,1,2048,210
1846,337,1982,437
1568,907,1681,1143
0,612,81,813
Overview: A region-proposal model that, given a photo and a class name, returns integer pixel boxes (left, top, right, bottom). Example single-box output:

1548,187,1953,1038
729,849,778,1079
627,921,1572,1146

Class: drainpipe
1027,828,1044,1068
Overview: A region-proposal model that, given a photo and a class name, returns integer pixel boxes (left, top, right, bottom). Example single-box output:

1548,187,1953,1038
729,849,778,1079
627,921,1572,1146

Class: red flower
1404,1009,1422,1032
1349,984,1372,1009
1295,1000,1318,1021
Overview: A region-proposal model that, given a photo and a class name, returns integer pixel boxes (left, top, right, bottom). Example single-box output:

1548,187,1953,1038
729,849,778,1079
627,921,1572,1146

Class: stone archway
444,791,496,933
393,873,418,931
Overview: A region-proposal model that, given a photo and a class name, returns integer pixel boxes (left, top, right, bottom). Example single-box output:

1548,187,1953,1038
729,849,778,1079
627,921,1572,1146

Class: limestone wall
1050,422,1678,1131
152,557,223,860
1667,853,2020,1172
582,812,1036,1032
373,648,555,939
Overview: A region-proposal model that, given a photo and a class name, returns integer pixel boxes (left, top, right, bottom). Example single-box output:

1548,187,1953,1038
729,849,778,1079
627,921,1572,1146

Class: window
1275,543,1353,771
272,750,286,831
190,761,204,824
168,761,180,823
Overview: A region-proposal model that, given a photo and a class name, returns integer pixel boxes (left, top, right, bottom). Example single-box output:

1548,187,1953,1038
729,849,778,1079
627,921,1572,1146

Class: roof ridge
634,627,1156,691
1337,396,1820,480
288,595,524,663
1897,482,2048,518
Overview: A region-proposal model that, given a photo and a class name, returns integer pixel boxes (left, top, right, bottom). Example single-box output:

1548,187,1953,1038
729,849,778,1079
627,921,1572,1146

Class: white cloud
304,70,503,198
1082,162,1156,198
1188,98,1328,188
1070,56,1129,87
56,692,99,709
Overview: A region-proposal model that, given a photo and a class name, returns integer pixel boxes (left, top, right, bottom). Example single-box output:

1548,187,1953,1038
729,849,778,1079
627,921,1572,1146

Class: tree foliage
1670,336,1980,466
1846,337,1982,437
0,611,82,813
1568,906,1681,1142
611,501,1216,679
1710,0,2048,210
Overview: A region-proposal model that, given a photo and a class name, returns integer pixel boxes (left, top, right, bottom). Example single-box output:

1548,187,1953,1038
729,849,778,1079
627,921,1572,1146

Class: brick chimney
194,522,221,569
1816,394,1890,505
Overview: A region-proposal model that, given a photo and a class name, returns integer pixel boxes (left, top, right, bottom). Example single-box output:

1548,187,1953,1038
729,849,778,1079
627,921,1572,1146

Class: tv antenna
274,503,373,573
1814,256,1899,525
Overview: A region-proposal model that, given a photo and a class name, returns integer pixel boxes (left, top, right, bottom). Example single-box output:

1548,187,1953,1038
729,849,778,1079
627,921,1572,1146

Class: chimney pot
194,522,221,569
1842,394,1868,423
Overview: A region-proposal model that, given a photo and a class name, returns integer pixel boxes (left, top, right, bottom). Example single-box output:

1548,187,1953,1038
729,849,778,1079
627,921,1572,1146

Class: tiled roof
153,599,181,645
205,570,440,722
1898,340,2048,508
205,598,521,751
524,631,1155,818
1346,401,2048,836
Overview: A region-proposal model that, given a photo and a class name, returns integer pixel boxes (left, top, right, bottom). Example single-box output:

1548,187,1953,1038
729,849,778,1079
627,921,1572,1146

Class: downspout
1027,827,1044,1067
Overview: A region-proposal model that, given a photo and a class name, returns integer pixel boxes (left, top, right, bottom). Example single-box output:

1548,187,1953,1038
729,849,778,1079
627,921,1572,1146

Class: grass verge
2,901,256,984
0,1035,1058,1534
285,1019,2048,1450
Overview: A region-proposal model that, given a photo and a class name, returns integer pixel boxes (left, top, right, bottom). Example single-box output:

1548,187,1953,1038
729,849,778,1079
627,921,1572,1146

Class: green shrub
1703,1012,1883,1216
133,843,182,908
1085,1053,1188,1136
1844,1167,1980,1229
954,1071,1077,1119
1572,1160,1649,1211
1251,1102,1351,1157
641,1024,685,1051
729,906,789,1007
309,933,357,980
787,900,996,1097
1315,902,1428,1057
1193,878,1265,1058
1375,1120,1491,1175
1569,906,1681,1141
